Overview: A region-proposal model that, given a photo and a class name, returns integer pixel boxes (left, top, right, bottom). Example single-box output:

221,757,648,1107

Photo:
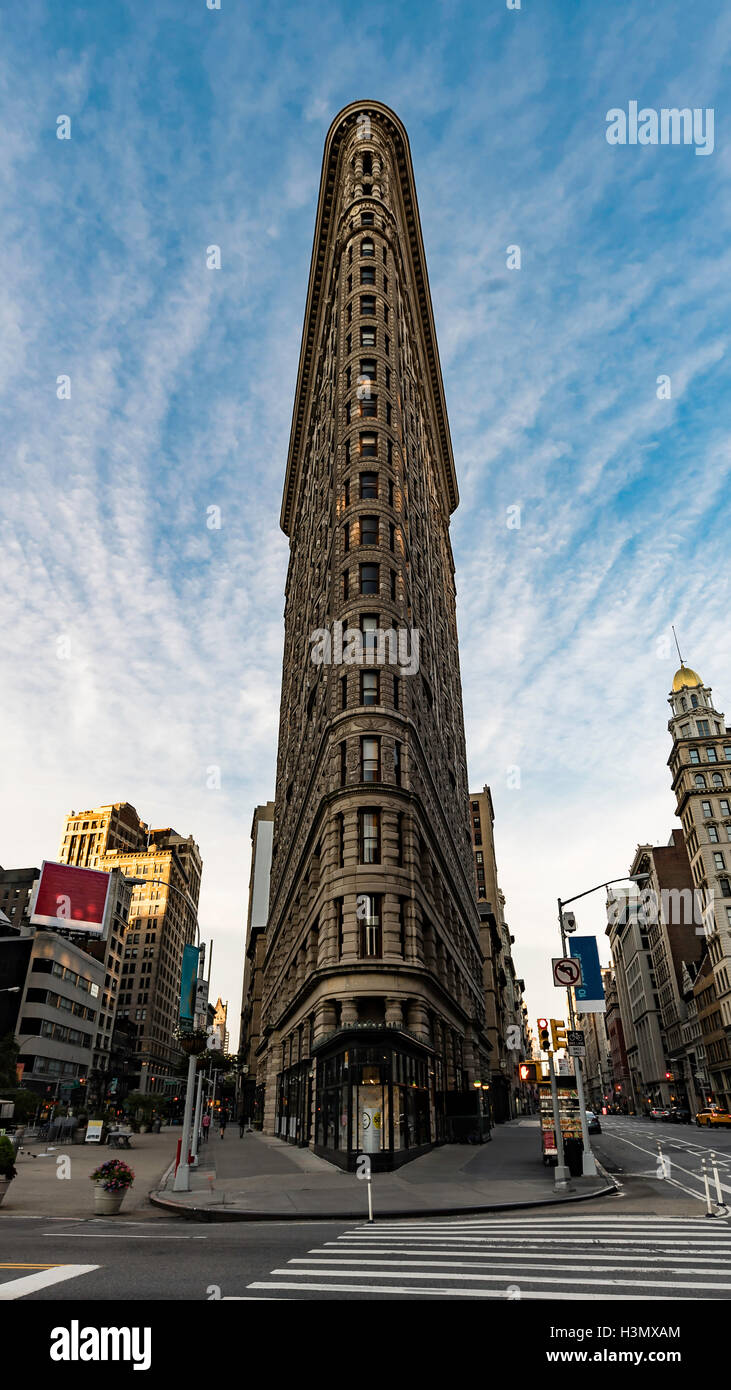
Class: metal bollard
701,1158,714,1218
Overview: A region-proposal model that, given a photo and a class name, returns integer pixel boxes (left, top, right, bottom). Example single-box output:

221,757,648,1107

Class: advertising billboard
30,861,111,936
570,936,606,1013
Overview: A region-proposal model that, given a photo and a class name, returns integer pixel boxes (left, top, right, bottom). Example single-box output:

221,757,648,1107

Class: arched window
712,773,723,787
695,774,707,788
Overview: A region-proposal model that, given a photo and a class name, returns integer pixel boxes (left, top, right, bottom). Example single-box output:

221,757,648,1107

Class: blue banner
179,944,200,1022
570,936,606,1013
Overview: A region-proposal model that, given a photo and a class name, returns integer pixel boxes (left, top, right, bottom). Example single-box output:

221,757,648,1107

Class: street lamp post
557,873,648,1179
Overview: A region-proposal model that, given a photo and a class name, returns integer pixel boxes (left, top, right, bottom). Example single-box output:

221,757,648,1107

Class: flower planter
94,1186,126,1215
0,1177,14,1207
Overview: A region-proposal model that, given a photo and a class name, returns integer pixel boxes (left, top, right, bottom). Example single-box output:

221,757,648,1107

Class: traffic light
519,1062,541,1083
537,1018,551,1052
550,1019,568,1051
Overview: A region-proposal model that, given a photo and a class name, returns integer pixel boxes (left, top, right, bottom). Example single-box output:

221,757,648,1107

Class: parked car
649,1107,669,1120
586,1110,602,1135
696,1108,731,1128
663,1107,691,1124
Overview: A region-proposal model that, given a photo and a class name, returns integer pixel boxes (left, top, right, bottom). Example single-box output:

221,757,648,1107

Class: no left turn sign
552,957,583,987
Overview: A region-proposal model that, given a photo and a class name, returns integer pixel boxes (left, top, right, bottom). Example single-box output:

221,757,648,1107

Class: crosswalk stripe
268,1265,731,1292
295,1254,727,1275
322,1248,728,1267
0,1265,99,1300
247,1280,692,1301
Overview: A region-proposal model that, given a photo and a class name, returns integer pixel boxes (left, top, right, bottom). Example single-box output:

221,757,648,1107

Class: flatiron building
255,101,489,1169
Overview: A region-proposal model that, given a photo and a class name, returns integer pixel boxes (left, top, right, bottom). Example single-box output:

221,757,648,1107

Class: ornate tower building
668,662,731,1109
256,101,489,1169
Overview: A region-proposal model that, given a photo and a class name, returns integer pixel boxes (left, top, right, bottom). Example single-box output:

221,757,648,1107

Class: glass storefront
312,1033,435,1171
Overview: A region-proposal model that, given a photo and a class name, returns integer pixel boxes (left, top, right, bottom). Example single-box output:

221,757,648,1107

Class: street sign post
567,1028,586,1059
552,957,583,988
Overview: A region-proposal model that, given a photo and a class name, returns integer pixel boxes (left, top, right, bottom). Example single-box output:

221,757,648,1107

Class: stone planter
0,1176,14,1207
93,1185,127,1215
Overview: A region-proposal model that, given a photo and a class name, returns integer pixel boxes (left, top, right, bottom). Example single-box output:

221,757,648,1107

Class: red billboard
31,861,111,936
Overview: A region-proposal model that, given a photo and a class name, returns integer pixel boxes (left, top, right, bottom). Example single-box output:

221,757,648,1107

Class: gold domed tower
667,651,731,1112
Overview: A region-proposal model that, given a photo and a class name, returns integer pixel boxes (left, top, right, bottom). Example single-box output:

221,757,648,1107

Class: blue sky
1,0,729,1044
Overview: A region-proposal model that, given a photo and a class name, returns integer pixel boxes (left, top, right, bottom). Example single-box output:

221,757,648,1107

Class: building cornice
280,99,458,535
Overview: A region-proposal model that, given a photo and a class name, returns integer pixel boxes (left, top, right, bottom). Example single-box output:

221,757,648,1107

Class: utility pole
558,899,597,1176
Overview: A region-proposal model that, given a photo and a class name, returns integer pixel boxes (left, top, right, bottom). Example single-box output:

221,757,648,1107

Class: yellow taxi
695,1108,731,1128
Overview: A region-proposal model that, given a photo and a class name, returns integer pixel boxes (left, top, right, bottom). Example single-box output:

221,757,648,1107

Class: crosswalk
247,1215,731,1300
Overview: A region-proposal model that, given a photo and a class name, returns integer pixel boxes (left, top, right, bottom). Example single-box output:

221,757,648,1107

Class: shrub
0,1135,17,1181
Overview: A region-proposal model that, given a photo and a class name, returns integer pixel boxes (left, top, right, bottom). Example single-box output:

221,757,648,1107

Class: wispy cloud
1,0,729,1037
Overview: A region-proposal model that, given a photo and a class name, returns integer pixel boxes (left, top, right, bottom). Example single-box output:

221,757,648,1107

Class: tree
0,1033,20,1092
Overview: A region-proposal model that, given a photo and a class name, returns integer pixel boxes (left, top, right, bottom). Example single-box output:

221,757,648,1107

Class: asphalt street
2,1208,731,1301
588,1113,731,1216
1,1115,730,1301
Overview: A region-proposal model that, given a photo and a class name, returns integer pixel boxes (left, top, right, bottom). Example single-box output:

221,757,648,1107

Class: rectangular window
336,897,344,956
385,334,390,355
393,674,400,710
389,522,395,551
359,809,381,864
340,741,347,787
714,852,725,870
709,826,720,843
361,736,380,782
360,514,379,545
725,748,731,762
360,433,378,459
358,894,382,958
386,402,392,425
697,720,711,736
390,569,397,600
343,522,350,553
360,358,377,381
689,749,700,764
346,332,352,353
361,614,378,655
344,478,350,507
345,365,351,389
340,674,348,711
394,740,402,786
360,471,378,499
342,568,350,599
360,562,379,595
361,327,376,347
361,238,375,257
361,212,374,226
360,265,375,285
720,800,730,816
360,394,377,418
385,366,391,390
360,295,376,315
337,817,345,869
346,401,351,424
361,670,379,706
706,747,718,763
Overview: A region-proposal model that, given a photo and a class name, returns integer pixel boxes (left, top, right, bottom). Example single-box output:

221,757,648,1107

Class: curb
149,1180,617,1223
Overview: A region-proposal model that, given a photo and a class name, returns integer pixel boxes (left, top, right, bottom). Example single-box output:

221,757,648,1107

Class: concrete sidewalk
1,1126,182,1219
150,1120,615,1221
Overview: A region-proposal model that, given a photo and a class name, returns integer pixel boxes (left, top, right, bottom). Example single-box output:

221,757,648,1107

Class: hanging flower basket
178,1029,209,1056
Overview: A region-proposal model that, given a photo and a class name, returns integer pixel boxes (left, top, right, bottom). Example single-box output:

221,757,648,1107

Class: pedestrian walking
238,1112,246,1138
201,1112,211,1143
219,1109,227,1139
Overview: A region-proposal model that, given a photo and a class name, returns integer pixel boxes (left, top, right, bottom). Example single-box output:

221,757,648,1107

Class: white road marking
0,1264,99,1300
